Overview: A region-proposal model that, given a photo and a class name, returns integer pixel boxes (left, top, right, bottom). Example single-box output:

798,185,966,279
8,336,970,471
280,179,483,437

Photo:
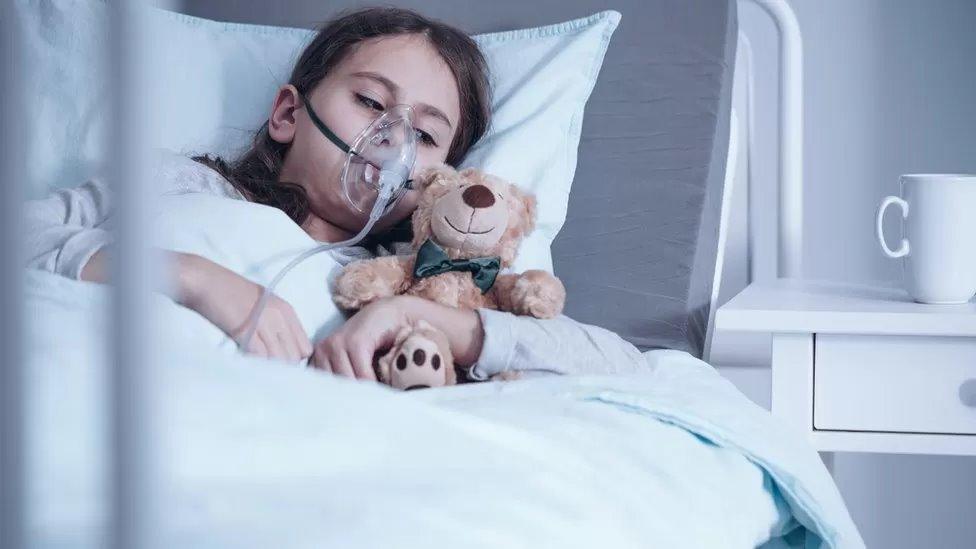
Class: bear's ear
413,164,459,191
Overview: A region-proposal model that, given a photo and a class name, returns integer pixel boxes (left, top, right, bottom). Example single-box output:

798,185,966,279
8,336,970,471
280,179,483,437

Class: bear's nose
462,184,495,209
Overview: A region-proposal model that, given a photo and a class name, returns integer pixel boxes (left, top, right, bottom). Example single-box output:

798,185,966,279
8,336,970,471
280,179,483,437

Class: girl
26,7,646,381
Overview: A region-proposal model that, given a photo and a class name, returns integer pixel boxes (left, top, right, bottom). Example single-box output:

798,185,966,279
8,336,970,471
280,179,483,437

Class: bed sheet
23,270,863,548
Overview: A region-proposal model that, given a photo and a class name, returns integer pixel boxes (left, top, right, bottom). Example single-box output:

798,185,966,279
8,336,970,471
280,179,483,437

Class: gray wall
713,1,976,548
180,1,976,547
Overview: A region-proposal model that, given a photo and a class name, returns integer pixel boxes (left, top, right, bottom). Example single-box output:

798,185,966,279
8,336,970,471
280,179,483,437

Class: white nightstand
716,279,976,457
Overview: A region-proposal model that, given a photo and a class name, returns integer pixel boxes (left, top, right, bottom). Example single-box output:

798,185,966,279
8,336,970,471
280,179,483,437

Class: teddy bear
332,165,566,388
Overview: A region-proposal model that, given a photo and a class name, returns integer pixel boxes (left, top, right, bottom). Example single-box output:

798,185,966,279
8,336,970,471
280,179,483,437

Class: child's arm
395,296,646,376
311,294,483,380
466,308,648,379
313,294,648,382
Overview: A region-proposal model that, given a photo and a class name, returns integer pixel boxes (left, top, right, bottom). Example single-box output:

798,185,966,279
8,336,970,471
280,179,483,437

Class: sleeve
23,150,238,280
468,308,649,380
24,179,114,280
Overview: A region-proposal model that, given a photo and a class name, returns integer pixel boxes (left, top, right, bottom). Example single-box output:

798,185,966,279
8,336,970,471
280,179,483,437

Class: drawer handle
961,379,976,408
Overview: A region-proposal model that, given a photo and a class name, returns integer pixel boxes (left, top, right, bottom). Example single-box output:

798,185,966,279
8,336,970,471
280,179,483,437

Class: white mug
876,174,976,304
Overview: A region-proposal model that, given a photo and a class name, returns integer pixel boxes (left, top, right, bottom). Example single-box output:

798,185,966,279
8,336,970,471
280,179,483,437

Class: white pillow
18,0,619,273
461,13,620,272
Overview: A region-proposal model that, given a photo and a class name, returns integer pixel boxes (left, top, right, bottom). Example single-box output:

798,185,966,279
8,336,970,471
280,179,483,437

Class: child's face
270,34,462,236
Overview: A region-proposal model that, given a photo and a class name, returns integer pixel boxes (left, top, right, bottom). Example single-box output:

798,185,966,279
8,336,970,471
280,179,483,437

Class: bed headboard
182,0,739,358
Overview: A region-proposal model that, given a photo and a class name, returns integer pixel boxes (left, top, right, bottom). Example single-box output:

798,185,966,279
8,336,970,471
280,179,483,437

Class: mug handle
876,196,910,258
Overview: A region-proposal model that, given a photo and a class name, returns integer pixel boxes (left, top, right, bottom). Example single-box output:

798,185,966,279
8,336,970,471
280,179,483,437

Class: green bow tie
412,238,501,294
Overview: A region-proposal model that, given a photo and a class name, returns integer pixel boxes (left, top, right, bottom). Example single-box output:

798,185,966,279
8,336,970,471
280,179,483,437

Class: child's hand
312,295,484,382
179,253,312,362
311,297,409,380
81,249,312,362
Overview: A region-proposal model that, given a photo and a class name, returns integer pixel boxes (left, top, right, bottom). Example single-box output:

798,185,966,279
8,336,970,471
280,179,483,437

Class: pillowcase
17,0,619,274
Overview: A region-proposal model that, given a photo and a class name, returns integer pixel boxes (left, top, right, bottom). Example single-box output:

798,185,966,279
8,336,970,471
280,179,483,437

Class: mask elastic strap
302,92,416,191
300,92,355,156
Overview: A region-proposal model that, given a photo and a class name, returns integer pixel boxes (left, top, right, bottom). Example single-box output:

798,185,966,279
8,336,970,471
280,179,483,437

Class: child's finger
348,342,377,381
328,346,355,378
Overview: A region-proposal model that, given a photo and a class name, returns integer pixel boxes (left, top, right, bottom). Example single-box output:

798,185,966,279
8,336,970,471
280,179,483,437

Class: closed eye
415,129,438,148
355,93,384,112
357,93,438,148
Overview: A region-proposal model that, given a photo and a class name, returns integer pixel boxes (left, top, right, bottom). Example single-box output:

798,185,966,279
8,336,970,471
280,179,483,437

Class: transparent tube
237,170,398,353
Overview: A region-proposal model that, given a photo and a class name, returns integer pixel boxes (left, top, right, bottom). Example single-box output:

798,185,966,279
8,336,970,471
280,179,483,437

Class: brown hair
194,7,492,225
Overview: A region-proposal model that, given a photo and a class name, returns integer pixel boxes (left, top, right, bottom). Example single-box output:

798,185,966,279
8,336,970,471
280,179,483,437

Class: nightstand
716,279,976,458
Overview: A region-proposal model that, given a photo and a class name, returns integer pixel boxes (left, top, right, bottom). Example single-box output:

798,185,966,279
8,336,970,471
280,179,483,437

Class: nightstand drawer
813,334,976,435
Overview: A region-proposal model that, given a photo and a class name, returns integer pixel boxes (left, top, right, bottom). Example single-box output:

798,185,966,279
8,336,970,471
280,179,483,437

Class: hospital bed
1,0,863,547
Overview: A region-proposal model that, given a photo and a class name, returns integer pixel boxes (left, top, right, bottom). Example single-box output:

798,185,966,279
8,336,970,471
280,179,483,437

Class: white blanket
24,271,863,548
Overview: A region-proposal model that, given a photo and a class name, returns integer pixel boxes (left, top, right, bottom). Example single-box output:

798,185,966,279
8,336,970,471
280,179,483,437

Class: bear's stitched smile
443,216,494,235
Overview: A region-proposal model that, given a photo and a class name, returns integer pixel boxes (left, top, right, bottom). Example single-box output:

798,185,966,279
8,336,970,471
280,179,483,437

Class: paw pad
387,333,447,390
